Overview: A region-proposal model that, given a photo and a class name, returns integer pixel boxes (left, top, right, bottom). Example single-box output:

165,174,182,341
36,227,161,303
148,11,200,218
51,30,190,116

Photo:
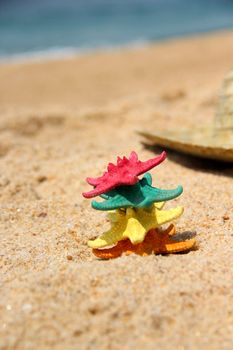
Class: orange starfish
92,224,196,259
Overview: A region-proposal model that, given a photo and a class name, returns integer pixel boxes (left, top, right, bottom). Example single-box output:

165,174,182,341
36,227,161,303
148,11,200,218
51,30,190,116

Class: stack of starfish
83,151,196,259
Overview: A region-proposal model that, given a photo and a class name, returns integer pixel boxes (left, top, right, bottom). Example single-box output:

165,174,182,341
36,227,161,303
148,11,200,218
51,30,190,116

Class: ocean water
0,0,233,60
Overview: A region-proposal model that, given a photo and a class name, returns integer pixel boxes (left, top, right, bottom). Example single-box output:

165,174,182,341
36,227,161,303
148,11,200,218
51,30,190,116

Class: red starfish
92,225,196,259
82,151,166,198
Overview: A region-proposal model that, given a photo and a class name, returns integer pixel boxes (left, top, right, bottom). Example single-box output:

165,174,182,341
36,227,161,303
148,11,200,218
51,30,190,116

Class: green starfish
91,173,183,211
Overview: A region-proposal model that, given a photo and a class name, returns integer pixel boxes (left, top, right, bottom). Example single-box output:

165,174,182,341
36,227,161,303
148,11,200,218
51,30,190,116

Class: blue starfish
91,173,183,211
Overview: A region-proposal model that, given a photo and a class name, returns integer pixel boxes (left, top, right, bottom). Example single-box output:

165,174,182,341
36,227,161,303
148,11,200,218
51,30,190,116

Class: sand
0,30,233,350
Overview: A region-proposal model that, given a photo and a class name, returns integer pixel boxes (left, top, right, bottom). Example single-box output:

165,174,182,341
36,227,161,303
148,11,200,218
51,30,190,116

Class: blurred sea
1,0,233,61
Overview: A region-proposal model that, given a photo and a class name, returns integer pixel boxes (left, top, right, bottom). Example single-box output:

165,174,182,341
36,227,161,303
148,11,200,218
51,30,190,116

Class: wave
0,40,149,64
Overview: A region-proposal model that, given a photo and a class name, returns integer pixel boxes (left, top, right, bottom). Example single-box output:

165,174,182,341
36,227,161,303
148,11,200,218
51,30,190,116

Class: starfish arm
163,239,196,253
86,176,102,186
123,216,148,244
134,208,159,231
149,185,183,203
129,151,138,162
141,172,152,186
100,193,109,199
92,246,123,259
155,206,184,226
107,212,118,222
107,209,126,222
136,205,183,231
82,180,118,198
100,189,118,199
91,196,131,211
88,221,125,248
163,224,176,236
136,151,166,176
154,202,165,210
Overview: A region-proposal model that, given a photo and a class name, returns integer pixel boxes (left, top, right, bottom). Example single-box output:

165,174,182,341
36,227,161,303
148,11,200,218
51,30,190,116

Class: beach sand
0,31,233,350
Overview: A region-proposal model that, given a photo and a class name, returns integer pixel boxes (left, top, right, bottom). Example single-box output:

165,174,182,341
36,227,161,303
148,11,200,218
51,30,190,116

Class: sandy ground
0,30,233,350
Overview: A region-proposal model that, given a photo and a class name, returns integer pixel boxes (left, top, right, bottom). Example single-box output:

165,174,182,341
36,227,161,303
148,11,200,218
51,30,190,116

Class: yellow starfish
92,224,196,259
88,203,184,249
